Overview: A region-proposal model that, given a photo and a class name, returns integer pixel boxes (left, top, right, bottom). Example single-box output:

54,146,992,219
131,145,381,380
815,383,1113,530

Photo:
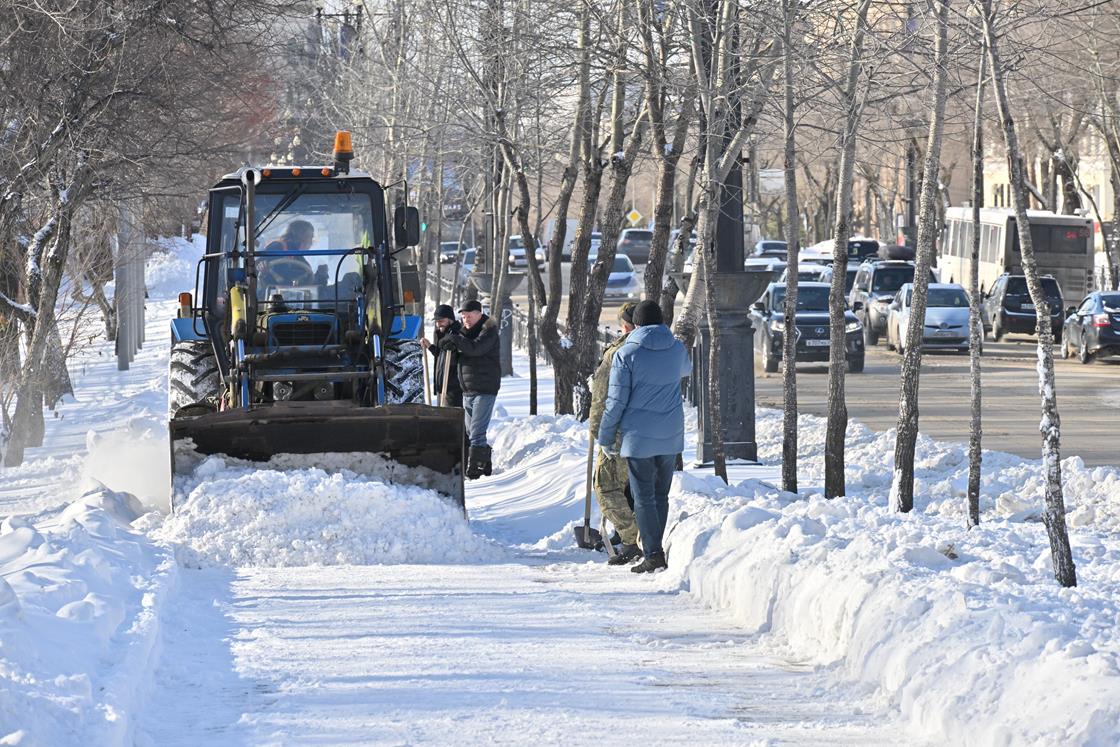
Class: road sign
626,209,642,226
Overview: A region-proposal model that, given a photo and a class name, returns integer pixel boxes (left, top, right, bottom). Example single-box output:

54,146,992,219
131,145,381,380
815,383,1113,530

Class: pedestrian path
137,554,912,746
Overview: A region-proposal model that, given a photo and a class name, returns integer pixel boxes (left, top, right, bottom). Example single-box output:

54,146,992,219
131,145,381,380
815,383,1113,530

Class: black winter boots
607,543,643,566
631,550,667,574
466,446,492,480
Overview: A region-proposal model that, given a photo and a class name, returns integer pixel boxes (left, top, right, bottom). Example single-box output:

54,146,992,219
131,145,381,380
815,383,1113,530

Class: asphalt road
439,259,1117,467
754,334,1120,467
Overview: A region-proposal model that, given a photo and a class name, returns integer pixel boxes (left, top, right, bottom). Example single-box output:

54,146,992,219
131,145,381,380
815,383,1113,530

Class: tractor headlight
846,320,862,333
273,381,294,401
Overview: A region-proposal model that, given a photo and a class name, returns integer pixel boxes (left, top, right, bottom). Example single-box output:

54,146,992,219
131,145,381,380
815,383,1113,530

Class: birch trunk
967,43,985,529
890,0,951,513
780,0,800,494
981,0,1076,587
824,0,872,499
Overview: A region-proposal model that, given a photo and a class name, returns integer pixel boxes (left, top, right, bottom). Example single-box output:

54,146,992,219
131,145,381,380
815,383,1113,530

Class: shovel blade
571,523,604,551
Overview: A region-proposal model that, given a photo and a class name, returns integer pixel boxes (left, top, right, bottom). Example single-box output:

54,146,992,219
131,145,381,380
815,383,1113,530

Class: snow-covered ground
1,235,1118,745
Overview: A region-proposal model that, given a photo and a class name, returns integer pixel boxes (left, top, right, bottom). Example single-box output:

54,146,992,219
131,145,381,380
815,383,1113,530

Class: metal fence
114,206,146,371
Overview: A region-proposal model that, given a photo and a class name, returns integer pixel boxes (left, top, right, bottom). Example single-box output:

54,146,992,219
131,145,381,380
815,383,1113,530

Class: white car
886,282,972,354
508,235,545,269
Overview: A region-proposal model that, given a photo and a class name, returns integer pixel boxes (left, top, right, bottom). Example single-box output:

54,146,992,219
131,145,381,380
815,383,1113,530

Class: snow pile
471,415,594,548
158,453,501,567
657,408,1120,746
145,235,203,297
0,488,175,745
751,407,1120,533
489,412,586,472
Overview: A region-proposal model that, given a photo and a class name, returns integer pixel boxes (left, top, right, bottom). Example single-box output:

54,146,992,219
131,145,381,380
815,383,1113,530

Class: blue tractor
168,132,464,507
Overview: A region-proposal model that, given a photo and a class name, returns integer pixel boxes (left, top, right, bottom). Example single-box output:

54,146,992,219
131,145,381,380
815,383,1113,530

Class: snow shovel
572,436,604,550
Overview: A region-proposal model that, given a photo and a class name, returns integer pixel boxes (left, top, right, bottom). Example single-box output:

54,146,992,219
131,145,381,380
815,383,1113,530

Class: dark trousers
627,454,675,556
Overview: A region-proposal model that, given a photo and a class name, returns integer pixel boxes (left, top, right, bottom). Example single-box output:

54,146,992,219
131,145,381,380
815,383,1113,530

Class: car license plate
932,330,955,337
1021,303,1035,310
805,339,829,346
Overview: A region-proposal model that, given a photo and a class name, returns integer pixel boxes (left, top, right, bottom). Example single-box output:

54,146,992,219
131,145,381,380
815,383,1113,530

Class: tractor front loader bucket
170,401,466,510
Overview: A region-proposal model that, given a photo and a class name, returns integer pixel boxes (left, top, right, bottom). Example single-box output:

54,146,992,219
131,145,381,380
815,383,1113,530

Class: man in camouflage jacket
588,302,641,565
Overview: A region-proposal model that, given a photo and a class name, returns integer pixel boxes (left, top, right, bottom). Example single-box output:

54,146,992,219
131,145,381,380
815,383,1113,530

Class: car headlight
845,320,862,333
875,296,892,305
771,319,785,331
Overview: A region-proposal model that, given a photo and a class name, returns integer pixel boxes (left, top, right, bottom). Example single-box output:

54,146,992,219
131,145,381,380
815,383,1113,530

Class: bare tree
890,0,952,513
967,37,985,529
980,0,1075,587
780,0,802,494
823,0,873,499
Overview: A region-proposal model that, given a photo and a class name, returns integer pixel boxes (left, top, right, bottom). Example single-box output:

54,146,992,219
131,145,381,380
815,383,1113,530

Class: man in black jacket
421,304,462,407
438,299,501,479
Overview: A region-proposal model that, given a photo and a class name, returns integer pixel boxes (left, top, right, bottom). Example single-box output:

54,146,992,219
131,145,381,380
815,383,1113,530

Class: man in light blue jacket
597,300,691,573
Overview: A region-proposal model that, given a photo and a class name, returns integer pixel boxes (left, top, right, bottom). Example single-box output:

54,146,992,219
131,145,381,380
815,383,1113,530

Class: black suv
751,282,865,373
984,273,1063,342
849,260,936,345
1062,291,1120,363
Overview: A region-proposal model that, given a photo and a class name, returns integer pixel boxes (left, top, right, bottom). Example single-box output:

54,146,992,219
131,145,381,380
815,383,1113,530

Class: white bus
940,207,1093,296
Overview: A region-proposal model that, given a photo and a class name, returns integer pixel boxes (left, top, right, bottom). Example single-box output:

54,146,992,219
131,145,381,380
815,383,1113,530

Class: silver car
886,282,972,354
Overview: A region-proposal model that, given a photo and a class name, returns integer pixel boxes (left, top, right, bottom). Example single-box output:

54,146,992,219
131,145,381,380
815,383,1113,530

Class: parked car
886,283,972,354
599,254,642,300
508,235,545,269
1061,290,1120,363
778,263,830,284
456,248,476,285
438,241,469,264
984,273,1064,342
750,281,865,373
617,228,654,264
753,239,788,260
849,259,937,346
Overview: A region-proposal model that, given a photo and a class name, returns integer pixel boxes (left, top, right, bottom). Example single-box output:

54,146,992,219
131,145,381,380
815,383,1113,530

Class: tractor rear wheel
384,339,426,404
168,340,220,418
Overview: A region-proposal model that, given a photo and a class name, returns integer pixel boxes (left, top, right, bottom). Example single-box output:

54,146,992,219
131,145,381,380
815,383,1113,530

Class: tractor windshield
213,187,375,303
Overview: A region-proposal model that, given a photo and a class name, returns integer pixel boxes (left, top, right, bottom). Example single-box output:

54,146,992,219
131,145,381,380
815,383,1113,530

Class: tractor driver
257,219,316,288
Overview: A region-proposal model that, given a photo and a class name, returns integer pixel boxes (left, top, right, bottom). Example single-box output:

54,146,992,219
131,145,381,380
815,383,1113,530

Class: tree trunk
537,6,592,415
982,0,1076,587
967,42,985,529
6,167,88,467
824,0,872,499
890,0,951,513
660,155,701,324
780,0,801,494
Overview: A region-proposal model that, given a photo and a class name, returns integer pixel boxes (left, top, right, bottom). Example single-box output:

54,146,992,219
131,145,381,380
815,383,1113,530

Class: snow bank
470,414,594,548
145,235,203,297
660,408,1120,746
157,452,502,567
0,489,175,746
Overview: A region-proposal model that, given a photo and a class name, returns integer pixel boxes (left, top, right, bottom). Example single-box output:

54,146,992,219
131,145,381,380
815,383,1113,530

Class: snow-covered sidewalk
136,560,902,746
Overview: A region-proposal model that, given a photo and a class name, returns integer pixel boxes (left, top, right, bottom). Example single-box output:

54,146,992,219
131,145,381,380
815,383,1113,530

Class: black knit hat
433,304,455,320
458,299,483,314
633,299,663,326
